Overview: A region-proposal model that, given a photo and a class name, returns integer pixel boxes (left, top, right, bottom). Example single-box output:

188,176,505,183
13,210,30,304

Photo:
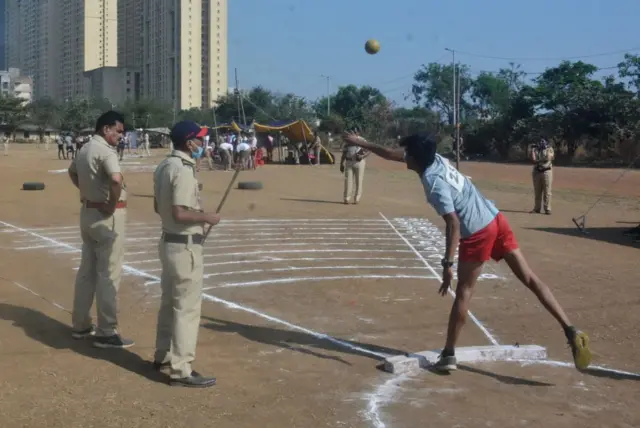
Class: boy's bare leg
434,261,484,372
503,249,570,328
503,249,591,369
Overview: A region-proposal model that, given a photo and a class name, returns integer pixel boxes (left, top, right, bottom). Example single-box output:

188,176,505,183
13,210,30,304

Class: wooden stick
202,167,241,243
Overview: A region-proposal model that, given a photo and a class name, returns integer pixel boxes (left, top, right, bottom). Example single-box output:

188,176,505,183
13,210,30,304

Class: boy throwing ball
342,131,592,373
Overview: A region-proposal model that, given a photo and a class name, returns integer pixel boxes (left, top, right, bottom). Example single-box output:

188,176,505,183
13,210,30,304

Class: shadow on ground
0,303,166,384
531,226,638,249
202,316,404,365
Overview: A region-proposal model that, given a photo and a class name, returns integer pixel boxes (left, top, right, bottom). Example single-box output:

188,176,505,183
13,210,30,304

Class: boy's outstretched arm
342,132,405,162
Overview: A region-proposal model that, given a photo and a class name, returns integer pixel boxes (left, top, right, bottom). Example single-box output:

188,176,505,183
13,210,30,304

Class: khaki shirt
69,135,126,203
534,147,554,170
154,150,203,235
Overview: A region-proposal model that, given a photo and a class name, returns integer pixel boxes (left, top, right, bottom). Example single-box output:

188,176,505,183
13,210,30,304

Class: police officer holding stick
152,121,220,387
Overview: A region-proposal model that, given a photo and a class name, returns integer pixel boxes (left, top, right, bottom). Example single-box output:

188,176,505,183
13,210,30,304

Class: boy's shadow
0,303,165,384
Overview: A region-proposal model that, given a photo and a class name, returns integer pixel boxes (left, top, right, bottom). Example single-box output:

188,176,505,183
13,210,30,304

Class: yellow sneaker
567,327,592,370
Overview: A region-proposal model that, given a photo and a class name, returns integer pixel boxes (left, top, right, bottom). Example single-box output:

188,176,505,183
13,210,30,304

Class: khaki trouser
533,169,553,212
154,239,204,379
220,148,232,170
344,160,366,203
143,141,151,157
72,206,126,336
3,141,8,156
238,150,250,169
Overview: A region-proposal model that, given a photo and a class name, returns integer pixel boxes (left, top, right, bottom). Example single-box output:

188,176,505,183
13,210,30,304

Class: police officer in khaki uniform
68,111,134,348
529,138,554,215
152,121,220,388
340,142,369,204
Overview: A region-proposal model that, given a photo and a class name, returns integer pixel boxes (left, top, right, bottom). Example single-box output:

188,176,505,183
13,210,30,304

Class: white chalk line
14,232,396,246
202,265,428,279
121,249,415,265
3,278,70,313
362,374,411,428
16,238,403,252
0,220,390,235
4,220,639,428
0,219,391,362
143,257,419,273
512,359,640,378
199,274,437,289
11,226,393,239
380,213,499,347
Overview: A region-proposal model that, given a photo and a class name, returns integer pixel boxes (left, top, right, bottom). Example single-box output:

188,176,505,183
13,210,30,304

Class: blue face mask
191,146,204,159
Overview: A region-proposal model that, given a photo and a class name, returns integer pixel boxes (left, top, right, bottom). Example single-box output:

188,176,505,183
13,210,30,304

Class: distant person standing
236,138,251,170
340,141,369,204
3,134,9,156
67,111,133,348
57,135,66,159
529,138,554,215
310,132,322,166
152,120,220,387
65,133,75,159
143,132,151,157
117,135,125,161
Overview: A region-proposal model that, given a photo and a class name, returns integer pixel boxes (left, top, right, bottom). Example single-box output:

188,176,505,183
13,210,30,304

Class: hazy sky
229,0,640,106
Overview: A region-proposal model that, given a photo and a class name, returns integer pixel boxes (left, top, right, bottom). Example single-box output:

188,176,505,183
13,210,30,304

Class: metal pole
455,64,461,170
321,75,331,116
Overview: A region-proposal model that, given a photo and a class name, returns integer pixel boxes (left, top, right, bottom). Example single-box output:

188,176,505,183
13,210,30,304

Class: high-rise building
5,0,117,100
131,0,228,110
0,0,6,70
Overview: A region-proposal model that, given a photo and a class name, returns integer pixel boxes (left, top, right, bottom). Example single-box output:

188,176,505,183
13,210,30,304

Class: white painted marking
379,212,499,346
203,274,437,289
0,219,391,363
361,374,410,428
4,279,70,313
48,169,68,174
123,249,414,265
513,359,640,379
16,226,391,238
143,257,419,272
203,265,428,278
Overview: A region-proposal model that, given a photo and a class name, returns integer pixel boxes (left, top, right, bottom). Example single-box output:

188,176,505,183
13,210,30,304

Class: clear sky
229,0,640,106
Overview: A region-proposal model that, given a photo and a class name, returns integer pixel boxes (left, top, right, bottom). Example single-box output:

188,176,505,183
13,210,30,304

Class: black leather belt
162,233,204,245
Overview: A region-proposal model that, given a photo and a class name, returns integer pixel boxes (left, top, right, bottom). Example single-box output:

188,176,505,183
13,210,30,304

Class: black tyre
22,182,45,191
238,181,263,190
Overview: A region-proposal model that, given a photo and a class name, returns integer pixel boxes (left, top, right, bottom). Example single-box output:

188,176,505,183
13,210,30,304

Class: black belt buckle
162,233,204,245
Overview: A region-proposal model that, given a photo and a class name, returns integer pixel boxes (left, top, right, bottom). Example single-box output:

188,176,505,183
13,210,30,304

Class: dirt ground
0,145,638,428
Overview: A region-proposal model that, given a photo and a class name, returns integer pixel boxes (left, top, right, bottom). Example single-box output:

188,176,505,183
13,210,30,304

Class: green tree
315,85,387,130
618,54,640,94
29,97,60,143
0,96,28,140
411,63,473,124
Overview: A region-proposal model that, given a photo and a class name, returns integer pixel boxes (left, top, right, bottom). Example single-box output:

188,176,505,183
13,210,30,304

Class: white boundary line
0,219,391,362
121,249,415,265
144,257,420,272
379,212,499,346
201,275,437,290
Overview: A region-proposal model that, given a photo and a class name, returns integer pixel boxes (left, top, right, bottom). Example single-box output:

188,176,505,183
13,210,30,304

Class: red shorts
458,213,518,263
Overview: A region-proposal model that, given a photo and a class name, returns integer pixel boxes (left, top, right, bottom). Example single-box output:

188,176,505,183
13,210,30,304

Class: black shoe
169,371,217,388
93,334,135,349
545,210,552,215
152,360,171,371
530,209,540,214
71,325,96,340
